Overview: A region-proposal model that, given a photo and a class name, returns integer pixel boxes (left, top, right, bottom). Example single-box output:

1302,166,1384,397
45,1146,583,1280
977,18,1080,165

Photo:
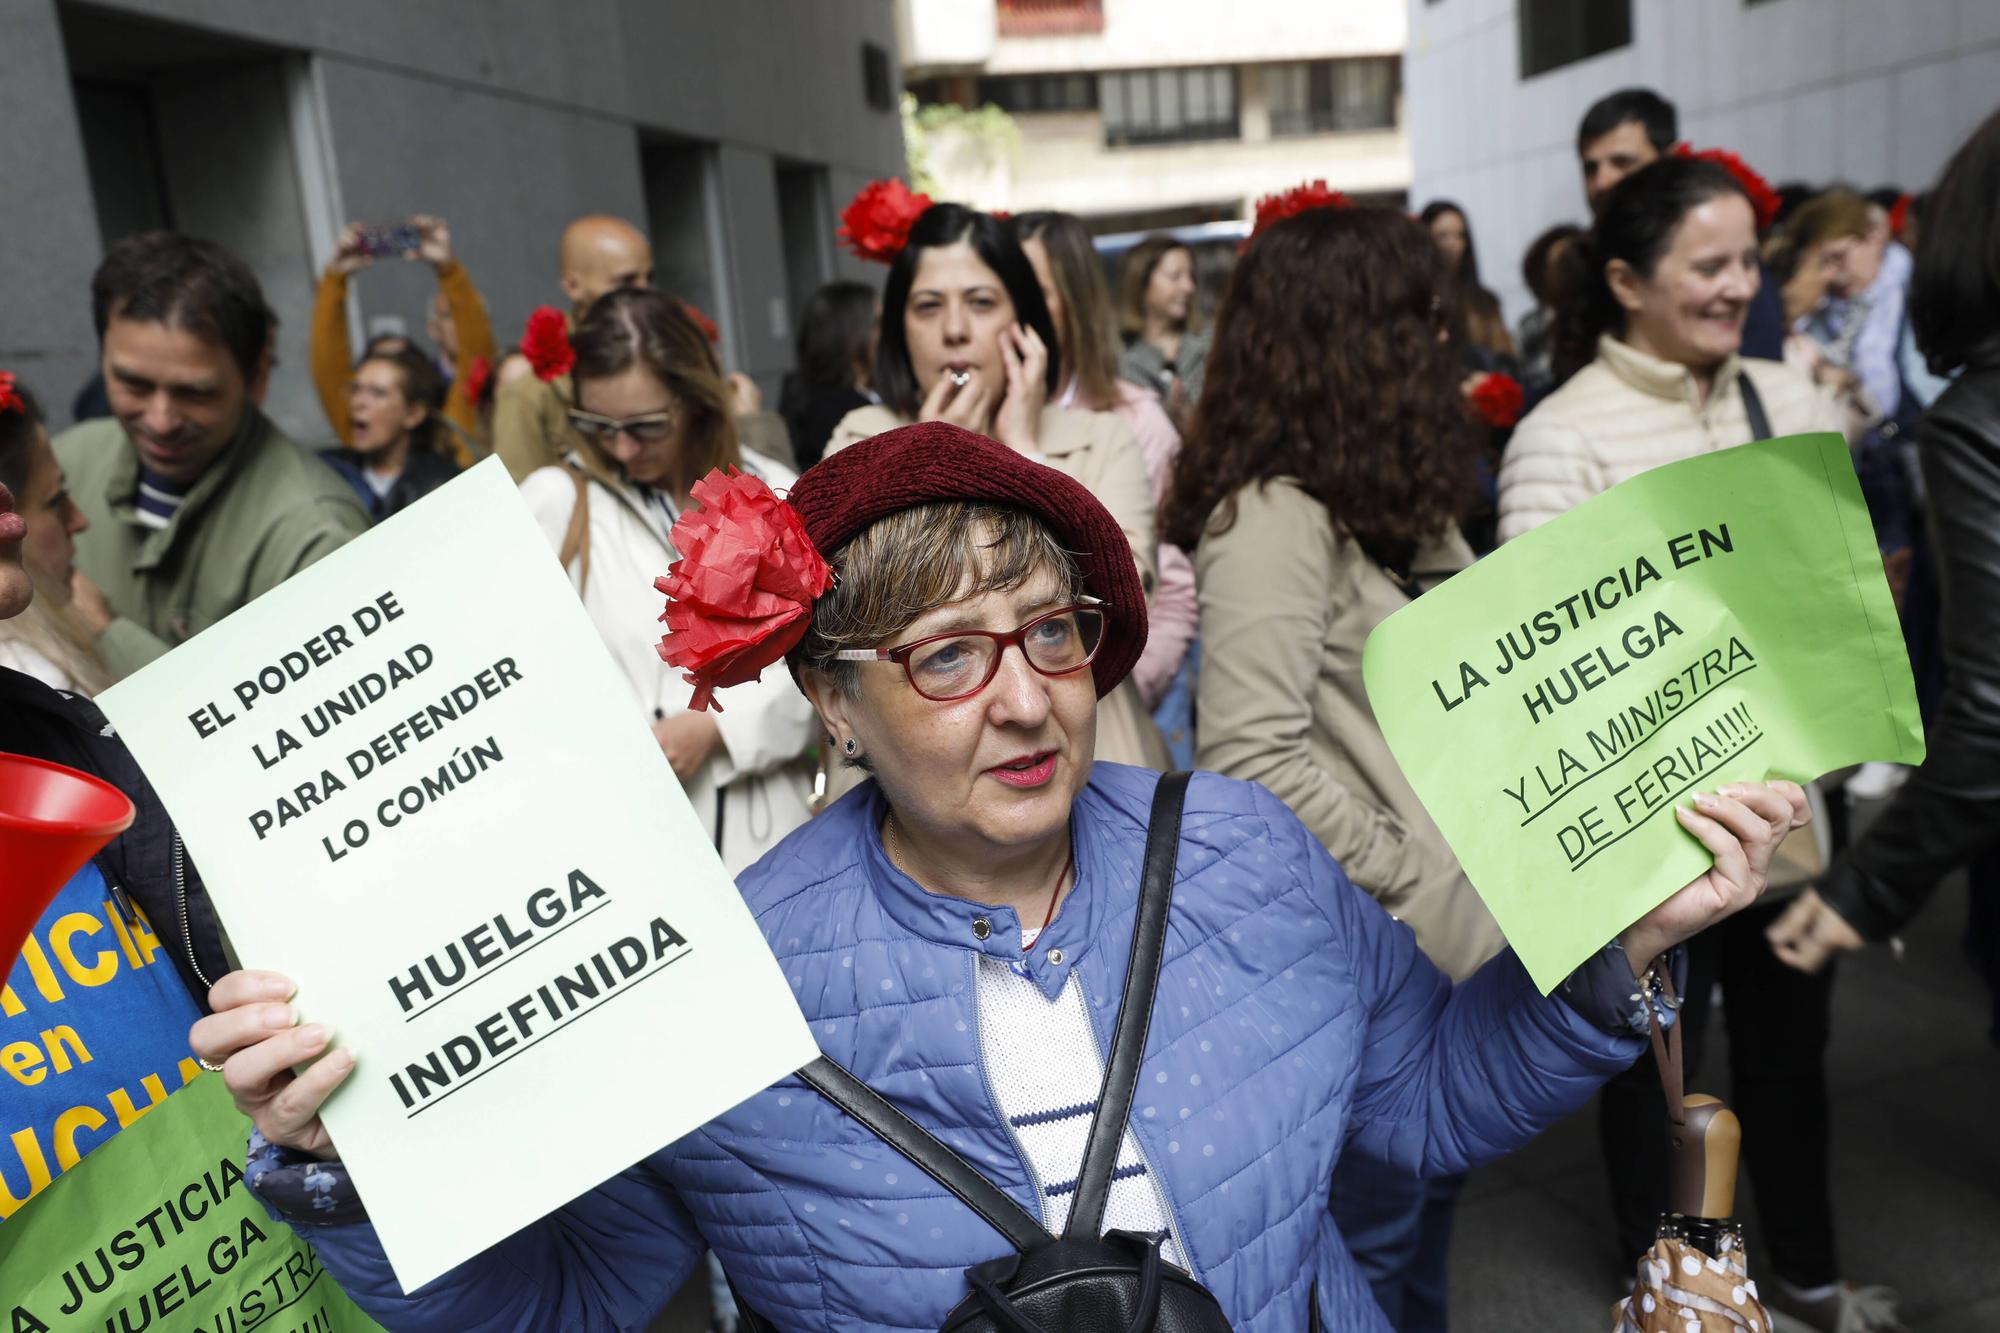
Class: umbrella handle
1667,1093,1741,1219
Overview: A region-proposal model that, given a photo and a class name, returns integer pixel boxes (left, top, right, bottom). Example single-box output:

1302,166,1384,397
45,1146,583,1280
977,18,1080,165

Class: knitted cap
787,422,1147,697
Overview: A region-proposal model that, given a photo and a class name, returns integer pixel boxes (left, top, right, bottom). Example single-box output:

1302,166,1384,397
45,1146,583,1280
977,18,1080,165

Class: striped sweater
1498,334,1845,543
976,926,1184,1263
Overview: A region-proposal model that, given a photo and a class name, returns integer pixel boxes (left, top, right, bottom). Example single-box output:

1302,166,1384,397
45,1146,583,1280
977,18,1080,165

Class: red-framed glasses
833,599,1106,702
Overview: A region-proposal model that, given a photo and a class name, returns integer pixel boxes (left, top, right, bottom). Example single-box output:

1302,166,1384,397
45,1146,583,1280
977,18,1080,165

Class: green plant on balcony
903,93,1020,197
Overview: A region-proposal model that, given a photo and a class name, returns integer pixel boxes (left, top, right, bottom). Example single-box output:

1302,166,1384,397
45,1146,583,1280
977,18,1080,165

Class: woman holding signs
1498,157,1890,1331
193,421,1806,1332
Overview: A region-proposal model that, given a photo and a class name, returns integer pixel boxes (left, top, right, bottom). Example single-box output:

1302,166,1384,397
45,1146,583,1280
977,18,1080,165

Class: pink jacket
1102,381,1197,706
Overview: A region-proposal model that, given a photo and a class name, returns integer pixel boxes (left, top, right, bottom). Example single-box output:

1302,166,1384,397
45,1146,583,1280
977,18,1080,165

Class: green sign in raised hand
0,1073,383,1333
1363,433,1923,993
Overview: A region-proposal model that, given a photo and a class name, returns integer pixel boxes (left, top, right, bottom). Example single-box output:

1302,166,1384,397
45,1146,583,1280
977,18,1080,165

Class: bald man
489,216,655,482
561,215,655,308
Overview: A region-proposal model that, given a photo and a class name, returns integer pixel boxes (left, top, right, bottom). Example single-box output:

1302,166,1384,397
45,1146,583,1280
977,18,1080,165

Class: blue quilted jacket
262,766,1646,1330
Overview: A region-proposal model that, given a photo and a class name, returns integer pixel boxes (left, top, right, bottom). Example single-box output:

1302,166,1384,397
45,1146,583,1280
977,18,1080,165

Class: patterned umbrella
1613,976,1775,1333
1615,1229,1772,1333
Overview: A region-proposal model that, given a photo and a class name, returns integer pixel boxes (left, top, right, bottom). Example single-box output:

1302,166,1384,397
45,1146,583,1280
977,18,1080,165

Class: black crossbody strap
1064,770,1192,1240
798,1056,1048,1250
1738,371,1774,443
794,771,1194,1256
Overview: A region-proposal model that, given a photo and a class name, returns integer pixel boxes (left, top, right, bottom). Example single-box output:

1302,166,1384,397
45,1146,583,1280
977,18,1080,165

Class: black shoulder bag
1737,370,1773,443
736,771,1247,1333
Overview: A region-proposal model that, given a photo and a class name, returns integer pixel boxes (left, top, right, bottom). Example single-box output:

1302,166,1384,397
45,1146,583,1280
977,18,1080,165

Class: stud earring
843,737,859,756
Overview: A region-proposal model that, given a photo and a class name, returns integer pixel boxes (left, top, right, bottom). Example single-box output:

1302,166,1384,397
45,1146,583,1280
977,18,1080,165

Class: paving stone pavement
1448,865,1998,1332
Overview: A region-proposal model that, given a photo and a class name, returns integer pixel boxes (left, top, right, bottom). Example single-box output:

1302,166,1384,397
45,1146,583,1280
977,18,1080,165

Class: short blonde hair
795,502,1081,699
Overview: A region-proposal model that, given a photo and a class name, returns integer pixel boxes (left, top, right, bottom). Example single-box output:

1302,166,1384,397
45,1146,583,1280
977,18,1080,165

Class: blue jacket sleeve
1255,785,1647,1178
251,1142,703,1331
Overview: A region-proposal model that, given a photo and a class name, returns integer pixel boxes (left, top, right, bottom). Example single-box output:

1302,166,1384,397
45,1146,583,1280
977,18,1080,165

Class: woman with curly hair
1162,204,1504,1331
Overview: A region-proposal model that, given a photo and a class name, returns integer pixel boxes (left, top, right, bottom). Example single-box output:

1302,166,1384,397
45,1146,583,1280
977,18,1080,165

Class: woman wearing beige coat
1164,204,1506,1330
1497,158,1898,1330
824,203,1169,772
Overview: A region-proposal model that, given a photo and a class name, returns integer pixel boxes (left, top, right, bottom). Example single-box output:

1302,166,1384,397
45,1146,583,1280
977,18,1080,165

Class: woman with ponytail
1502,158,1903,1333
1501,157,1843,541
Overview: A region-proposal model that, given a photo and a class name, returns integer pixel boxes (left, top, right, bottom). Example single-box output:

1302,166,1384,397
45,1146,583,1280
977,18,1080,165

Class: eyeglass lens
572,412,673,444
905,608,1104,701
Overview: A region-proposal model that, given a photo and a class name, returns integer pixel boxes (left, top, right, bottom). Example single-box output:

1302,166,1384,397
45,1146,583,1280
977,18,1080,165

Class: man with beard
55,233,368,676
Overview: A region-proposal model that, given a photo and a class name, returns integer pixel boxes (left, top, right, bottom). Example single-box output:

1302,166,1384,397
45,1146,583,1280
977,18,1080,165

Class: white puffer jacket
1498,335,1846,543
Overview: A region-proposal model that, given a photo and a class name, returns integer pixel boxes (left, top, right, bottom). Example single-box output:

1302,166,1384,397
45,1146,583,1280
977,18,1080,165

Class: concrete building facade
1406,0,2000,322
1,0,905,443
899,0,1411,229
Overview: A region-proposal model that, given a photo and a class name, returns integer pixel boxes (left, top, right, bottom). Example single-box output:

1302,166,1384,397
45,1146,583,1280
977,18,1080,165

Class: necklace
884,814,1073,938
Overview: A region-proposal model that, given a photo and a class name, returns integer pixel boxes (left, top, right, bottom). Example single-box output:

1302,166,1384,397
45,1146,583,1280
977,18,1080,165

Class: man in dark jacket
1768,368,2000,999
1767,114,2000,1126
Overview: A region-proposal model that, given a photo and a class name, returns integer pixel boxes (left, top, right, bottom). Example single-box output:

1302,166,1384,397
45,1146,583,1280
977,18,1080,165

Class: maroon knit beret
787,422,1147,697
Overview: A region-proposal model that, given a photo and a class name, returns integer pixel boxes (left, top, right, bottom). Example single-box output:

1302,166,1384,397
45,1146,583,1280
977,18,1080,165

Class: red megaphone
0,752,137,979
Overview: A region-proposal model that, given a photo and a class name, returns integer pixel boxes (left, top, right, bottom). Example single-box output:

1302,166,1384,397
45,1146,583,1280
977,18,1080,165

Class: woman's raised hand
992,322,1049,455
1618,780,1810,975
189,970,352,1160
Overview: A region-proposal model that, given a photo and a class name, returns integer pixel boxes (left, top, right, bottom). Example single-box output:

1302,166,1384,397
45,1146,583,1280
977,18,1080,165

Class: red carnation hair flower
1673,144,1780,232
838,178,933,264
0,371,23,416
461,355,492,409
1251,179,1351,240
682,302,721,343
1888,193,1913,242
655,468,834,712
1466,372,1525,430
521,306,574,381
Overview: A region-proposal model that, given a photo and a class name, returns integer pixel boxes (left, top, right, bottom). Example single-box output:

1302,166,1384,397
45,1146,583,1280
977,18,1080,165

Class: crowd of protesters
2,71,1996,1333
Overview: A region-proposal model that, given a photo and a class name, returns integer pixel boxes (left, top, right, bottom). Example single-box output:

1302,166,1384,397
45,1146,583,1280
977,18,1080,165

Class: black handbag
735,771,1273,1332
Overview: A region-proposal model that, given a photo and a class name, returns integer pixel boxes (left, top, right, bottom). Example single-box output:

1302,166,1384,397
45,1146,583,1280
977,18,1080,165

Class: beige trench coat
1193,479,1504,981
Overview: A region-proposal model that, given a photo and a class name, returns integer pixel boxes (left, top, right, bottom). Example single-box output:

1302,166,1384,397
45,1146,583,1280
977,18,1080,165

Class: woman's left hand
992,322,1049,456
654,712,722,785
1618,780,1810,976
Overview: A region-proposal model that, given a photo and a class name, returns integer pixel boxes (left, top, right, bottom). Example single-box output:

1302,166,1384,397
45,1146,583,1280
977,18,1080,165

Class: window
1518,0,1632,79
1266,58,1399,136
862,42,895,111
976,73,1098,114
1101,67,1238,147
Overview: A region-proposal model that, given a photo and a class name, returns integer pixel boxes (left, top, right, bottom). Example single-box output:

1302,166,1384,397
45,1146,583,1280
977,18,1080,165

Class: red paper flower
838,178,933,264
461,355,492,408
1888,193,1913,241
1251,179,1351,241
655,468,834,712
1467,372,1525,429
1673,145,1780,232
522,306,574,381
682,302,721,344
0,372,22,417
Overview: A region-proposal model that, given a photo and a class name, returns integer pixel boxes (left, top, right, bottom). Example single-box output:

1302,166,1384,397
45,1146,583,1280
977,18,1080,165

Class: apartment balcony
898,0,998,76
998,0,1105,37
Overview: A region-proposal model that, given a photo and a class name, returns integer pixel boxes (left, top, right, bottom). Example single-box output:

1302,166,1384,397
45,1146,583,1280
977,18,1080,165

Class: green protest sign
1363,433,1923,993
0,1073,383,1333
